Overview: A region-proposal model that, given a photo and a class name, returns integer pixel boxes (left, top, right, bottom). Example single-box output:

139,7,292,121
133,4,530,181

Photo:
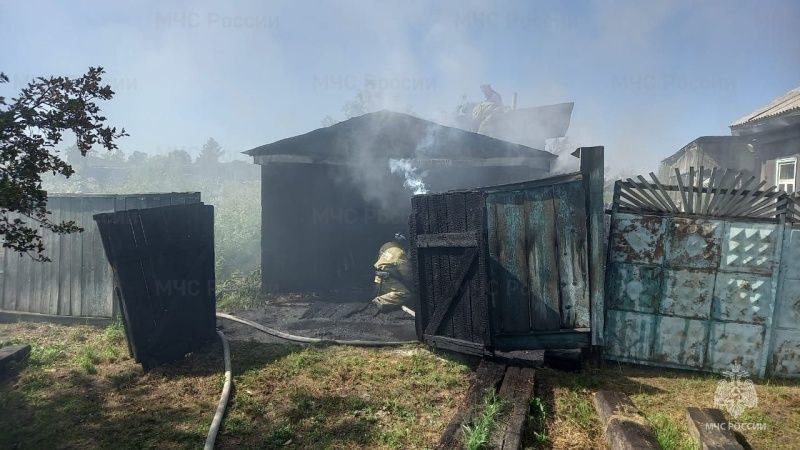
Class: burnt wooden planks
593,390,659,450
94,203,216,369
412,147,604,356
411,190,490,350
489,366,536,450
685,407,745,450
436,360,507,450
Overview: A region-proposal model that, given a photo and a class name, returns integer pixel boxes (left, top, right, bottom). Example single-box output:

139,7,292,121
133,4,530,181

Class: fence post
576,147,606,346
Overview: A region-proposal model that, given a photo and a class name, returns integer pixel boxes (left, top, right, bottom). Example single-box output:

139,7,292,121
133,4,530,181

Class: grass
528,364,800,449
461,389,508,450
215,268,265,311
3,321,799,449
527,396,548,446
0,322,470,449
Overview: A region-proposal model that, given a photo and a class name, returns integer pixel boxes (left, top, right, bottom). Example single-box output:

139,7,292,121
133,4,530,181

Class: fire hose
204,330,231,450
204,312,417,448
215,312,416,347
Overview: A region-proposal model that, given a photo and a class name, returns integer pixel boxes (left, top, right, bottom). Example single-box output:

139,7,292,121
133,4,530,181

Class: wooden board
593,390,659,450
437,360,507,450
489,366,536,450
524,187,561,331
0,193,200,319
685,407,745,450
553,181,590,328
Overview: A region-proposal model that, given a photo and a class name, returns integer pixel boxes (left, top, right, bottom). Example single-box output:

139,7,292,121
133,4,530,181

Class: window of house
776,158,796,193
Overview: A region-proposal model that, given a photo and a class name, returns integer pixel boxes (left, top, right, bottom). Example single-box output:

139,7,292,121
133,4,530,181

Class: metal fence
0,193,201,319
605,170,799,378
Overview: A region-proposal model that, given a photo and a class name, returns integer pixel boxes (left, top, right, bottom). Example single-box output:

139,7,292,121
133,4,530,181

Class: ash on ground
217,289,416,344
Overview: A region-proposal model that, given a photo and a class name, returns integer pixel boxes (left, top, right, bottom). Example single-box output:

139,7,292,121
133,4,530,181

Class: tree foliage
0,67,126,260
196,137,225,166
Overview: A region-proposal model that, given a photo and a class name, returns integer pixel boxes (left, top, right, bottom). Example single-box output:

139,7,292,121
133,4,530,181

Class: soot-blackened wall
260,162,549,292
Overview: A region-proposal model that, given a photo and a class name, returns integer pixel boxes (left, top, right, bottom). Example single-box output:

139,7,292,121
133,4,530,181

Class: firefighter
372,234,413,312
473,84,504,133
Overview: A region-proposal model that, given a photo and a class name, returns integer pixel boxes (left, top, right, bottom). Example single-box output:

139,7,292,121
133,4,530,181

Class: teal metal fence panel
606,211,799,378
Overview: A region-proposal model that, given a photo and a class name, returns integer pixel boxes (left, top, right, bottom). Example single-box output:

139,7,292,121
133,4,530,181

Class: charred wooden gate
410,147,605,355
94,203,216,369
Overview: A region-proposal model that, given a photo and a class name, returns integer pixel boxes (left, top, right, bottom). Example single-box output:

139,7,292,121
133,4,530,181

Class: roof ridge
731,85,800,127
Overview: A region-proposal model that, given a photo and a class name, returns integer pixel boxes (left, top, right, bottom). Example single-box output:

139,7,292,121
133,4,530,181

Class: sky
2,0,799,171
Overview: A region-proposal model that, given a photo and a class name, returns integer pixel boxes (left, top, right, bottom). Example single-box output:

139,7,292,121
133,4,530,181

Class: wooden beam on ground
593,390,659,450
0,344,31,373
491,350,545,368
0,309,112,327
437,359,507,450
685,407,745,450
489,366,536,450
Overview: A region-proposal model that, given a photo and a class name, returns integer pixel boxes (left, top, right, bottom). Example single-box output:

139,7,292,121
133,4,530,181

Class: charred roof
244,110,556,164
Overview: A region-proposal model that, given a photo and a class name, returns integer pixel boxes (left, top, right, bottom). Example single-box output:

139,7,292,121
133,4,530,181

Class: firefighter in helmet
372,233,413,312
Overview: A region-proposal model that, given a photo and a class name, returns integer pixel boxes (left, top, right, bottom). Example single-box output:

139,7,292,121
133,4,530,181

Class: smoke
389,158,428,194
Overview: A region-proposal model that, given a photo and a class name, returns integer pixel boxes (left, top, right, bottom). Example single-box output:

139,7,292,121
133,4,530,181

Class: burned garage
244,110,557,292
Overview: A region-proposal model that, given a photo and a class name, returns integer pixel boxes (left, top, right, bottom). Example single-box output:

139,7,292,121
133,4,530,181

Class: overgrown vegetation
215,268,264,311
460,389,508,450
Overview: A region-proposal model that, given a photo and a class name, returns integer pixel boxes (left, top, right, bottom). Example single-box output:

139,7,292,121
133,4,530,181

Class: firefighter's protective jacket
372,241,412,308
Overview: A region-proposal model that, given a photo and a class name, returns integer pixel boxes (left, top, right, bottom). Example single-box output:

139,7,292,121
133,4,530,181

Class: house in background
659,86,800,191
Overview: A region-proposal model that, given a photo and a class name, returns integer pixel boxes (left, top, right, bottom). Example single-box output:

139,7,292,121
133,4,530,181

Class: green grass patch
527,396,548,447
30,344,66,366
461,389,508,450
647,412,697,450
556,389,596,430
75,346,98,374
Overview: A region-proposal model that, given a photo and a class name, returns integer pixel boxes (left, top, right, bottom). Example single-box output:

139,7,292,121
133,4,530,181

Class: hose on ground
203,311,414,448
204,330,232,450
215,312,416,347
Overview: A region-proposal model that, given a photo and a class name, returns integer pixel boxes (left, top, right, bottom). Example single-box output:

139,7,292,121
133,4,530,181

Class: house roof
730,86,800,128
244,110,556,163
660,135,751,166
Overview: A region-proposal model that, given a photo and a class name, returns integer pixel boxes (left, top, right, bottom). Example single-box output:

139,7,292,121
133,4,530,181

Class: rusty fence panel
605,210,800,377
770,224,800,376
0,193,201,319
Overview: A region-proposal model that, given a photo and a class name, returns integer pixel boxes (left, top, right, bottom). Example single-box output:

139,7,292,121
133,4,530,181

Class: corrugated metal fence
0,193,201,319
605,170,800,377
